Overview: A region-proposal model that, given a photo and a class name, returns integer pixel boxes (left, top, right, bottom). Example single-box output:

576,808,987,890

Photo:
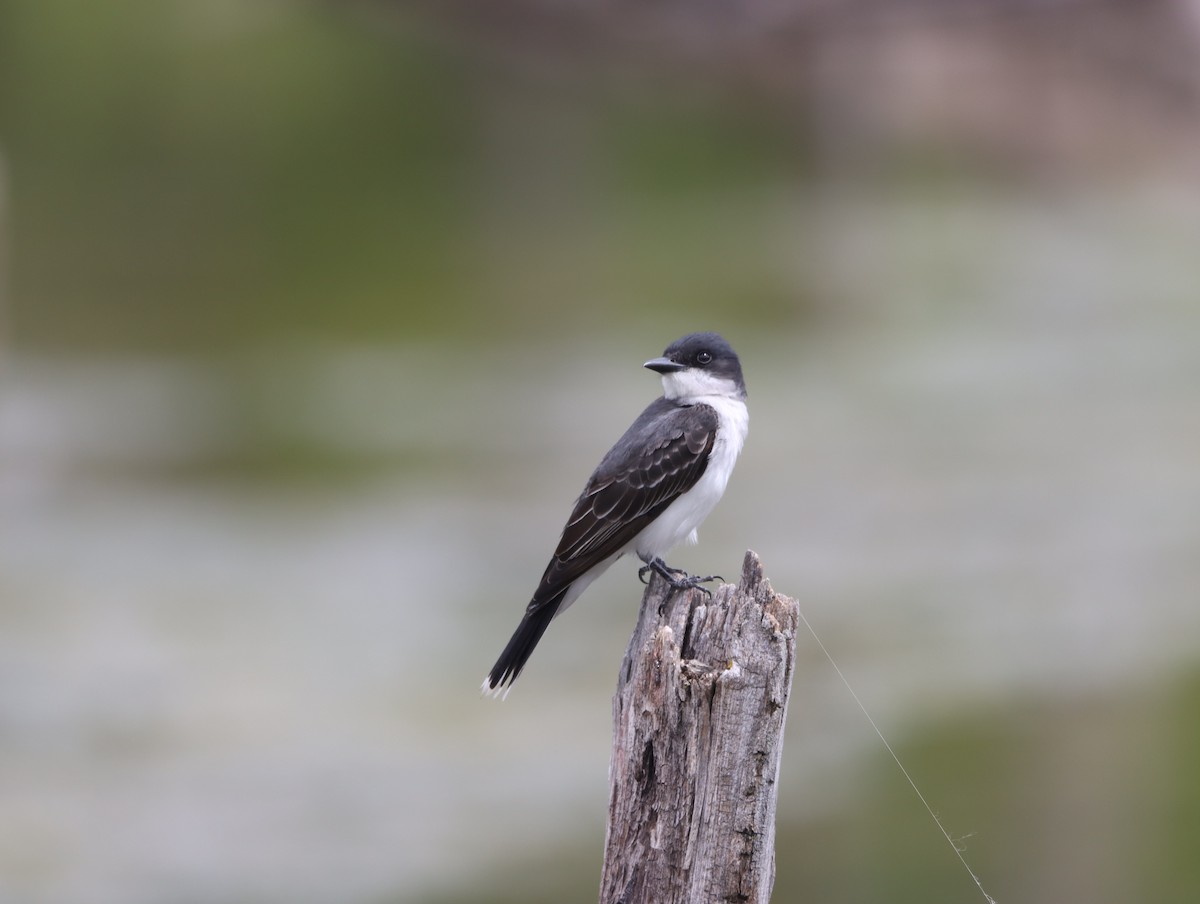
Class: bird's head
644,332,746,402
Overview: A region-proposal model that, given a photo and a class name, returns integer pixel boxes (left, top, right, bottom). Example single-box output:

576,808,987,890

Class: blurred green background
2,2,1199,903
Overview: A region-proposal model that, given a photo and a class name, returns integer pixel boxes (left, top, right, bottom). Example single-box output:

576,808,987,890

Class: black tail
483,591,566,696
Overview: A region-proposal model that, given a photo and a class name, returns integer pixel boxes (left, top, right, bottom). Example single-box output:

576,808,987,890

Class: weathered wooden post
600,550,799,904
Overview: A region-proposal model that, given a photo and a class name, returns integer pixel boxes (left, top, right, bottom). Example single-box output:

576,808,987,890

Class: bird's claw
639,557,721,595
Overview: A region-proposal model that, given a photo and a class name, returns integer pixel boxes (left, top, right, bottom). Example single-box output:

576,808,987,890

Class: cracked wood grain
600,550,799,904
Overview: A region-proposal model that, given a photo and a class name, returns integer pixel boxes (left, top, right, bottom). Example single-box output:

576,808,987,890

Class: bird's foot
638,557,722,596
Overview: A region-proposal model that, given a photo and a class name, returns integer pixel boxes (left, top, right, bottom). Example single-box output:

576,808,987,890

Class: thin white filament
795,604,997,904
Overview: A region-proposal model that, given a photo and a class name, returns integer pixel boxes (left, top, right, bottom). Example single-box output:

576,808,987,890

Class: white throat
660,369,745,403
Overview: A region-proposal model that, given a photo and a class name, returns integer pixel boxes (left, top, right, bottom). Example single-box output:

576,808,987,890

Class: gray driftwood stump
600,550,799,904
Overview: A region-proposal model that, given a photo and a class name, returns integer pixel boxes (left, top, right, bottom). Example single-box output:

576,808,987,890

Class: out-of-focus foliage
0,0,811,354
2,0,475,349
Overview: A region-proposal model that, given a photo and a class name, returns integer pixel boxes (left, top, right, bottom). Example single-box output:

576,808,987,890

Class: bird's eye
696,350,713,365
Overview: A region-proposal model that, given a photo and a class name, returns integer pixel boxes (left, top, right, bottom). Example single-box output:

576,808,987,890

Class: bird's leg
638,556,722,596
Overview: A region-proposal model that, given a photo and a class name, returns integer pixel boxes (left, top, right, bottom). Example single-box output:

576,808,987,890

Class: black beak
644,357,685,374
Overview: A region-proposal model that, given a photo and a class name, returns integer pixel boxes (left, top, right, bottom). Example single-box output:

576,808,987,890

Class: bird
482,331,749,697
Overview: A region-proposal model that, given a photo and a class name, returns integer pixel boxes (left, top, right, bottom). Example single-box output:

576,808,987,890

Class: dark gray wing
527,398,717,610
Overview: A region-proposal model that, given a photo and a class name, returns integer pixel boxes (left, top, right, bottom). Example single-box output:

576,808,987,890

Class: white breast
630,394,748,561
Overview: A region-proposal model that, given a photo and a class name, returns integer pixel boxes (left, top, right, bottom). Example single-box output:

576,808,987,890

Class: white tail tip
480,677,512,701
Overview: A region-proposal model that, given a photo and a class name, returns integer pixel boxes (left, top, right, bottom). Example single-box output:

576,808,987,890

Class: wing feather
527,400,717,609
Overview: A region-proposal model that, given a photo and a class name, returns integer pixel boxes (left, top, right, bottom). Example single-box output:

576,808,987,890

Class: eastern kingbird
483,332,749,696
